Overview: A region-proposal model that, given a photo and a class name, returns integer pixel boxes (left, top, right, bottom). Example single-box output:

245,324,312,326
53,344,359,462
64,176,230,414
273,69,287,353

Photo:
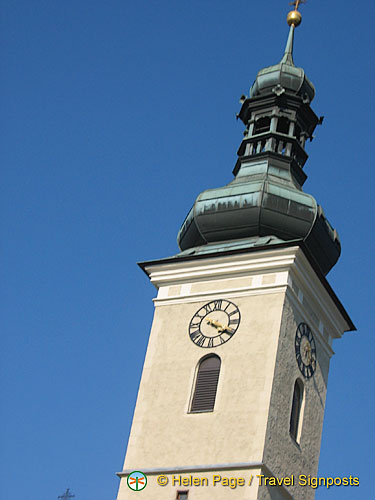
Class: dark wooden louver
289,379,303,441
191,355,221,412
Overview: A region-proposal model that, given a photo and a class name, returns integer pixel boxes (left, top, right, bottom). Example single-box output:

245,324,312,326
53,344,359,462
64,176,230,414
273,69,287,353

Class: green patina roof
175,23,340,276
250,25,315,102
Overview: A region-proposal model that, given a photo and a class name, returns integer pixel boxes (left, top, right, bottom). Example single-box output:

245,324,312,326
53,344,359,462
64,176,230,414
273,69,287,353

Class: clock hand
304,344,312,364
206,318,234,334
206,318,225,333
206,318,222,329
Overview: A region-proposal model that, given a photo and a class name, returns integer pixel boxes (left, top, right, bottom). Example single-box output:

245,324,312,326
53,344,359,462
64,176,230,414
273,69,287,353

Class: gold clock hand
304,344,312,364
206,318,234,334
206,318,224,331
222,326,234,334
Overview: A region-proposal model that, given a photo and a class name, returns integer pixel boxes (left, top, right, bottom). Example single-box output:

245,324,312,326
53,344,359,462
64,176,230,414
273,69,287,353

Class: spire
282,0,304,65
280,25,295,66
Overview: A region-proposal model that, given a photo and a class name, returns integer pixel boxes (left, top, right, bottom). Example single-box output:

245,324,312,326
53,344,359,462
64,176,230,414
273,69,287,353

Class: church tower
117,5,355,500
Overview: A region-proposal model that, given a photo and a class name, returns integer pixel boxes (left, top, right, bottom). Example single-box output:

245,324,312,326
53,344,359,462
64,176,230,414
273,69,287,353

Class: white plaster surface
117,248,352,500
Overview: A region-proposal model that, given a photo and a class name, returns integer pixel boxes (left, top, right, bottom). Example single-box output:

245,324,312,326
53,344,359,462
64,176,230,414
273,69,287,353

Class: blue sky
1,1,374,499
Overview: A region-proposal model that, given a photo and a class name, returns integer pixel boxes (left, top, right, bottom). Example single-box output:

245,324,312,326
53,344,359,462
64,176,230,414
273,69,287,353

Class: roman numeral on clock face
190,330,205,347
203,303,214,314
190,330,201,342
196,336,205,347
190,320,201,329
300,323,308,336
213,300,222,310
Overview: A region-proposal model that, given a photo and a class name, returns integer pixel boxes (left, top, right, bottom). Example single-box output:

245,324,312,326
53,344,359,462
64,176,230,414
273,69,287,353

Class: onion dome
177,161,340,276
250,25,315,103
176,12,340,276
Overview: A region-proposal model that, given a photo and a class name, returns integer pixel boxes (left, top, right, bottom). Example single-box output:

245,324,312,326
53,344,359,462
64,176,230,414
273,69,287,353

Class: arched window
253,116,271,135
290,379,304,442
276,116,290,134
190,355,221,413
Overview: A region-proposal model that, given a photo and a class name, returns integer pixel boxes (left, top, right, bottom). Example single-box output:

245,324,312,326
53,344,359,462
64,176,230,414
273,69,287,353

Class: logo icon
127,471,147,491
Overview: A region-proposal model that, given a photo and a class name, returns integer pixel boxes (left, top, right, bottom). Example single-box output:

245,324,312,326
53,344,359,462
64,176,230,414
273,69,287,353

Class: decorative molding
118,460,263,476
143,246,352,340
154,283,288,306
146,250,297,287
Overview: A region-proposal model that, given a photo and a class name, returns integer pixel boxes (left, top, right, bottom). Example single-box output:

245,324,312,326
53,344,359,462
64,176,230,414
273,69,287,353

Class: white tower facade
116,246,353,499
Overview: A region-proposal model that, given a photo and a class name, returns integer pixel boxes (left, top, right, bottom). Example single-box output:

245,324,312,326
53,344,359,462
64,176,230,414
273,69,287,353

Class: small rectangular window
177,492,188,500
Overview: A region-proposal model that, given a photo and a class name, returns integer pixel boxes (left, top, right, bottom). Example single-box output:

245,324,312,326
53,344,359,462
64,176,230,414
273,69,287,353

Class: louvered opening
290,379,303,441
190,355,221,413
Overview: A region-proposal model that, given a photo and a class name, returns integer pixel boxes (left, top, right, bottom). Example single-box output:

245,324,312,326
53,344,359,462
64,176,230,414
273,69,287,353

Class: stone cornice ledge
117,460,263,475
139,244,355,333
145,246,300,287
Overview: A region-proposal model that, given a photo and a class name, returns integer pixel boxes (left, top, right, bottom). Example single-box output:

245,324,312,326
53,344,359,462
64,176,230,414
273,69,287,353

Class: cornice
140,243,355,336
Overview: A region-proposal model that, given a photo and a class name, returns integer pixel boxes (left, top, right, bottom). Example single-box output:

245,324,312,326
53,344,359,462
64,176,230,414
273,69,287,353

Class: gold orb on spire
287,0,305,27
287,9,302,27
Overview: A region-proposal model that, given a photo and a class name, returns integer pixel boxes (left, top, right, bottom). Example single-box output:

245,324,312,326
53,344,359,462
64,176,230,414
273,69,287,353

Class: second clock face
295,322,317,379
189,299,241,348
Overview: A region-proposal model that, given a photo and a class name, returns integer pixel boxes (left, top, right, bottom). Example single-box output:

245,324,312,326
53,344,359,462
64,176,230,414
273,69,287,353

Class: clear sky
1,1,374,499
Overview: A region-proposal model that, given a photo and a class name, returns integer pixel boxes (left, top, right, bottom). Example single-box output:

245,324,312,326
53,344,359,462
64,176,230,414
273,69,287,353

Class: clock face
189,299,241,348
295,322,317,379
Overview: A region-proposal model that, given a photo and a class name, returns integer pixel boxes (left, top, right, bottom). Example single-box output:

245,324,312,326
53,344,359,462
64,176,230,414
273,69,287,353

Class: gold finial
287,0,306,27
